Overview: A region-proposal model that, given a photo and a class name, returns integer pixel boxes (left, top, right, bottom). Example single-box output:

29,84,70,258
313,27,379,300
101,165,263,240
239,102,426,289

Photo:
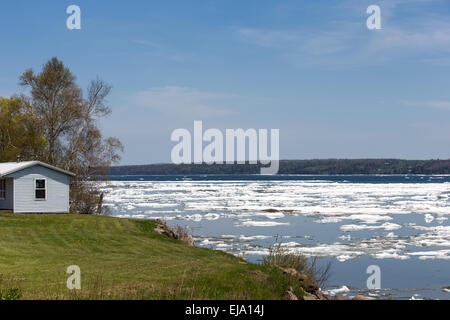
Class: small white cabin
0,161,75,214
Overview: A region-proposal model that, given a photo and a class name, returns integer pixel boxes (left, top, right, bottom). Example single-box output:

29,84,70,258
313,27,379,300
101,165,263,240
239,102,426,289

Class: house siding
6,165,70,213
0,178,14,210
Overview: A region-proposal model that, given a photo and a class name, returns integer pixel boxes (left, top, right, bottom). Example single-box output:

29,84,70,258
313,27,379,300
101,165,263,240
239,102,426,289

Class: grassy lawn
0,213,306,300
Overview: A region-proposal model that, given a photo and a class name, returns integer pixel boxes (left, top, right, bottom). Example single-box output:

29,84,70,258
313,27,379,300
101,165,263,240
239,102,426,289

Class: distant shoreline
108,159,450,175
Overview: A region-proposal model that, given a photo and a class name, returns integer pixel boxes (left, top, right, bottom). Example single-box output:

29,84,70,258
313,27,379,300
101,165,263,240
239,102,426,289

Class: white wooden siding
7,165,70,213
0,178,14,210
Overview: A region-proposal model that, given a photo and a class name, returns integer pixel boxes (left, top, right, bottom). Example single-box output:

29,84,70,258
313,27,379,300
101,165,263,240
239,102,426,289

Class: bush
70,181,105,214
262,237,331,288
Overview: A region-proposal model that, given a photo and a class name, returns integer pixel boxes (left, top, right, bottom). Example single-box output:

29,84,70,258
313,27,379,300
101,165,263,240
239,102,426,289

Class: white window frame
0,179,5,200
34,178,47,201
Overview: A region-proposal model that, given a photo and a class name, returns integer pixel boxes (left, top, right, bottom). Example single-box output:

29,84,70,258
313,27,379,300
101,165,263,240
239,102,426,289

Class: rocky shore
154,220,371,301
279,267,371,300
154,219,195,246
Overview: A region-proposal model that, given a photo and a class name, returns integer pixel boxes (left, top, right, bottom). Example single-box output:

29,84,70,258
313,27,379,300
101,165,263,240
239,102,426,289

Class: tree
0,97,47,162
19,57,84,165
19,57,123,214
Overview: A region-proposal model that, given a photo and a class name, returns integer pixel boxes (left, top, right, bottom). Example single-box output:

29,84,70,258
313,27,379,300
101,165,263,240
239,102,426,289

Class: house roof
0,161,76,178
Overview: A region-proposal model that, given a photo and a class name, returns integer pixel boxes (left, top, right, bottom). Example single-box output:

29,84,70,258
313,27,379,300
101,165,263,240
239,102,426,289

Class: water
101,175,450,299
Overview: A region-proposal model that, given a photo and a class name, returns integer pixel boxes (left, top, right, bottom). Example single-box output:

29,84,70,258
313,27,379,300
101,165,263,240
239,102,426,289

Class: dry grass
263,236,331,289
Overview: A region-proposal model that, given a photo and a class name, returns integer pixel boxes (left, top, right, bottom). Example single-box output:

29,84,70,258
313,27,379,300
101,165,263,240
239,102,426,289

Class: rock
279,267,311,284
154,225,166,235
352,295,371,300
277,266,327,299
154,220,194,246
283,287,298,300
279,267,299,278
303,293,319,300
332,296,349,300
314,290,329,300
297,273,309,282
184,234,195,246
305,281,319,293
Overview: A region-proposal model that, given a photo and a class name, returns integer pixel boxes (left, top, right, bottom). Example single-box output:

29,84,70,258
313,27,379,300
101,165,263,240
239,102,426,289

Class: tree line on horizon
0,57,123,214
108,159,450,175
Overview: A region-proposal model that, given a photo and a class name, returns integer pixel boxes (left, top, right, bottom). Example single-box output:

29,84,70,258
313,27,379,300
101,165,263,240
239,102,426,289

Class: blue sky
1,0,450,164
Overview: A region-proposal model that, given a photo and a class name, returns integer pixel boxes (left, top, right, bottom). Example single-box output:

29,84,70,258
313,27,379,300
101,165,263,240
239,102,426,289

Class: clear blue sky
1,0,450,164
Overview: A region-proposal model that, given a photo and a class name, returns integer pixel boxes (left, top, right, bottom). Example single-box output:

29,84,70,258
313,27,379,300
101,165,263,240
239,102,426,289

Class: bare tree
19,57,123,214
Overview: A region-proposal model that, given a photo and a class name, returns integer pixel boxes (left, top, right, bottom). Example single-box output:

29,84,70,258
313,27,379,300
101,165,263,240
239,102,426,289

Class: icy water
101,175,450,300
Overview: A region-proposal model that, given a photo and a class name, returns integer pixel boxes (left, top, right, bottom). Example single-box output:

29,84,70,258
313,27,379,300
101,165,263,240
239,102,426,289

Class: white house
0,161,75,213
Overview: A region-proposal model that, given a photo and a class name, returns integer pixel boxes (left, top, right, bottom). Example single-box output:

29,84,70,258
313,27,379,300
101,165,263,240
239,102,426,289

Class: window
0,179,5,199
35,179,46,200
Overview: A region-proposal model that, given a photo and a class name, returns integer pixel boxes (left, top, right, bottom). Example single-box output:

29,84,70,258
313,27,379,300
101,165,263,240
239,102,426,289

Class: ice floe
240,220,290,227
323,286,350,296
101,180,450,262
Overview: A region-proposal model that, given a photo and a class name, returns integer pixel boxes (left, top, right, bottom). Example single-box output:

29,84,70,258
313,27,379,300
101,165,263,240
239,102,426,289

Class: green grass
0,213,306,300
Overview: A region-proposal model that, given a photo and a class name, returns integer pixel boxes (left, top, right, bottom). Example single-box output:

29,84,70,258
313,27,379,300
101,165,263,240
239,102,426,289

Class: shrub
262,236,331,288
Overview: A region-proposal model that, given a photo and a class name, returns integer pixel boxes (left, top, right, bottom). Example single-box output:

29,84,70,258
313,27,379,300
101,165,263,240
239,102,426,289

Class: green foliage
0,97,47,162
